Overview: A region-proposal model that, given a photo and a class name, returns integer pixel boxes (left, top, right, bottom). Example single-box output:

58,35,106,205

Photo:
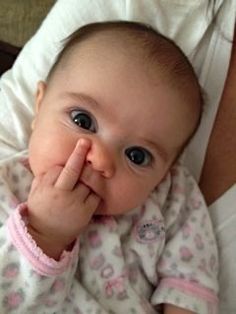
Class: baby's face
29,38,197,216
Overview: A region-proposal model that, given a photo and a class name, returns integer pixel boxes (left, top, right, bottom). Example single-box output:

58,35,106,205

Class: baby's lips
79,177,101,198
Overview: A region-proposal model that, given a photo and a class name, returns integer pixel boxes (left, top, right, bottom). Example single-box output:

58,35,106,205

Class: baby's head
29,21,202,215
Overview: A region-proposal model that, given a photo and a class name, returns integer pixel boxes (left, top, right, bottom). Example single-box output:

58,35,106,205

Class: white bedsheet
0,0,235,312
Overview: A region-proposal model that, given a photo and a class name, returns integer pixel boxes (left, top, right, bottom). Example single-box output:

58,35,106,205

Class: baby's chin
94,201,134,217
93,198,110,215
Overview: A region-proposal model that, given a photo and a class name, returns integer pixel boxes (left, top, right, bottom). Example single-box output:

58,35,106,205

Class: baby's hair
47,21,204,144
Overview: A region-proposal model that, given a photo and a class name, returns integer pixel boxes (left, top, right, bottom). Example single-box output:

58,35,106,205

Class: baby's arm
0,139,102,312
0,216,79,312
164,304,195,314
27,138,101,259
0,164,76,313
151,164,218,313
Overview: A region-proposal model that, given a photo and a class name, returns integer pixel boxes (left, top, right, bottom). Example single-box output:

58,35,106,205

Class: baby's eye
70,110,96,132
125,146,153,167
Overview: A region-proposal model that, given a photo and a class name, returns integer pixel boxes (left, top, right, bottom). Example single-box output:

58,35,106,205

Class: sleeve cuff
151,277,218,314
7,203,79,276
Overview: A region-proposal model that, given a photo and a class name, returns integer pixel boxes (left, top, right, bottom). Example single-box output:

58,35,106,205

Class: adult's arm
200,25,236,205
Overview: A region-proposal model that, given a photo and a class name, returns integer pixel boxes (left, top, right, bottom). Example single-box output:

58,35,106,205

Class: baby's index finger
55,139,91,190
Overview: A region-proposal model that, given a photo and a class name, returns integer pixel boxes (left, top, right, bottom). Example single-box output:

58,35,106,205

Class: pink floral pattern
0,153,218,313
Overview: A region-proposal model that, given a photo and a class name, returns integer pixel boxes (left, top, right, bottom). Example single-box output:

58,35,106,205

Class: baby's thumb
30,176,42,194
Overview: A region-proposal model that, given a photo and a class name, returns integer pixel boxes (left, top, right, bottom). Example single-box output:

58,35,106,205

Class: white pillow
0,0,235,180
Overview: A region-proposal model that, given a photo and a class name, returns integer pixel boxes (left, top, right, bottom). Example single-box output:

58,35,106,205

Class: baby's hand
27,139,101,260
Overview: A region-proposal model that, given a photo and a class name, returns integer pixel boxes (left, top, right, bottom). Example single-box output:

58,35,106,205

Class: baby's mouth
79,179,102,199
94,200,105,215
79,181,104,214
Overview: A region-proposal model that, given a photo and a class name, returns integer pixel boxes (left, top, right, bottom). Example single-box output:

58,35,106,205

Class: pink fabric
7,203,79,276
160,277,218,304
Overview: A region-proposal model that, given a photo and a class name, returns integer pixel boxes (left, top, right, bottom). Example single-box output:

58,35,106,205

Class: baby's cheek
109,181,150,214
28,148,60,176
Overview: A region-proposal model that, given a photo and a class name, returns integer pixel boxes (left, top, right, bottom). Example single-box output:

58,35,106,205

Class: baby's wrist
27,223,74,260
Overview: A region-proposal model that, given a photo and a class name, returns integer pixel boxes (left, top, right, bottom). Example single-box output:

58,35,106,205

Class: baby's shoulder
155,161,201,202
152,161,206,228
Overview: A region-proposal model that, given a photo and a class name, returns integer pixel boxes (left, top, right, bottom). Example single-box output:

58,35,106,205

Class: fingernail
77,138,90,148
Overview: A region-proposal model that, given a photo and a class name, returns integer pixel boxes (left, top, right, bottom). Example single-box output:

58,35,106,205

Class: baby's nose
86,140,115,178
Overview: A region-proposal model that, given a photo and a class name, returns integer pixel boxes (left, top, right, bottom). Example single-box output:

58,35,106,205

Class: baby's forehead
50,25,177,79
68,32,200,97
49,23,201,118
56,29,157,69
50,25,195,87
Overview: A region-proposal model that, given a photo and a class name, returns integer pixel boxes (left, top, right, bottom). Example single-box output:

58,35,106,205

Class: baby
0,21,218,314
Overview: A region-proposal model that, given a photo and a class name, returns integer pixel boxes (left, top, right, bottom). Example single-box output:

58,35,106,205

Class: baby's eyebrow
65,92,100,109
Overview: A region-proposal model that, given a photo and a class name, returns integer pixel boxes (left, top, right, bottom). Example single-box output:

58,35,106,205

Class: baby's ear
35,81,47,113
31,81,47,130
